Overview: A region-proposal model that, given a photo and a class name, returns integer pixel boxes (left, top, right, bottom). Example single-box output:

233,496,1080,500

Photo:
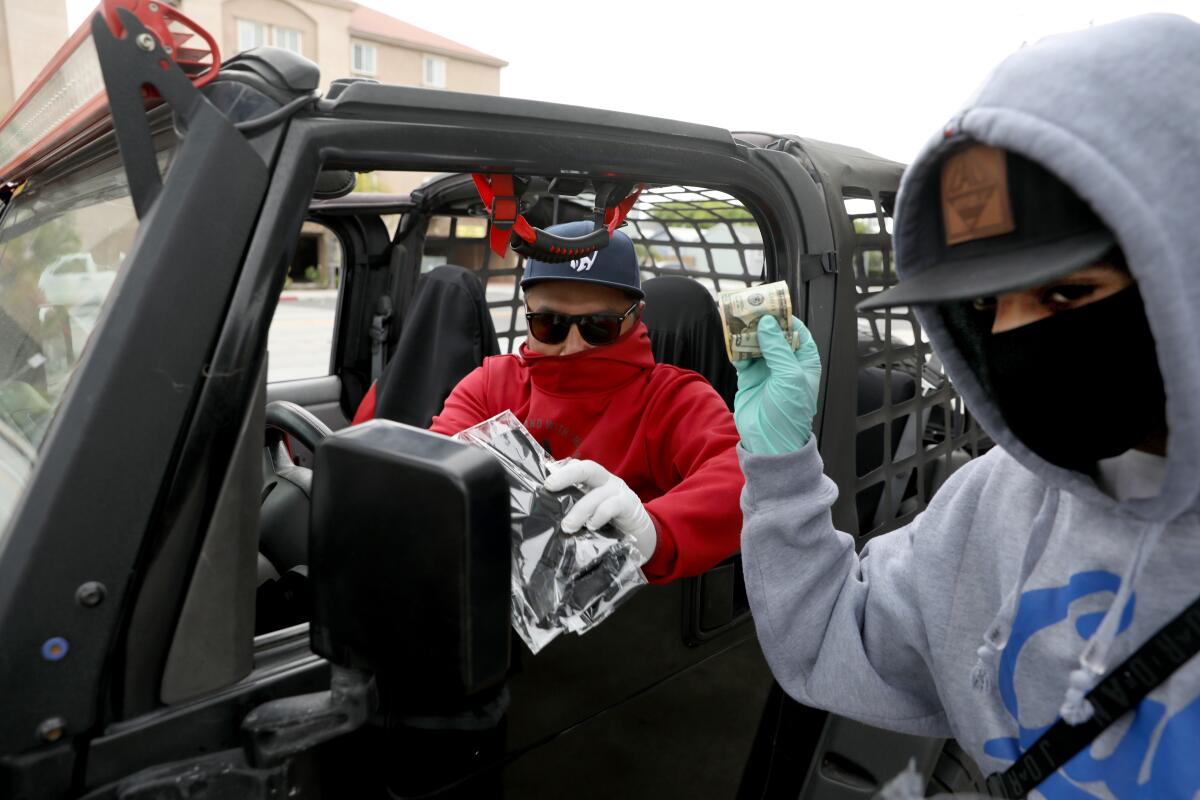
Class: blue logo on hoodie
982,571,1200,798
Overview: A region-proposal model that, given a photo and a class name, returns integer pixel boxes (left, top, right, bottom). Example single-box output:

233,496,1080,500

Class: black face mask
979,285,1166,472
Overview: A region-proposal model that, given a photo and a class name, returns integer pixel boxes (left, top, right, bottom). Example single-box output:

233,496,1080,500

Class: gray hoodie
739,15,1200,798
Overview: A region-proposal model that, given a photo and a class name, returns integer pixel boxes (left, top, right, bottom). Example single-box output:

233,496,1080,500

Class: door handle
682,555,751,646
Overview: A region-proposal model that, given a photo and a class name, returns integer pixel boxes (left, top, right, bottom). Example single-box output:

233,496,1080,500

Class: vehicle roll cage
471,172,643,263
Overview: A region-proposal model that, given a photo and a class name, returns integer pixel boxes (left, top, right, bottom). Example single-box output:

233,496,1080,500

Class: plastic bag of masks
455,411,646,653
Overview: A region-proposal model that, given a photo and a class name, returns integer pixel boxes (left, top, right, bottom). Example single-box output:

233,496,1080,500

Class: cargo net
422,185,765,353
846,190,991,540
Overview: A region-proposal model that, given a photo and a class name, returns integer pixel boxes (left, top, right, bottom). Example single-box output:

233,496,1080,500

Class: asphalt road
267,290,339,383
267,283,529,383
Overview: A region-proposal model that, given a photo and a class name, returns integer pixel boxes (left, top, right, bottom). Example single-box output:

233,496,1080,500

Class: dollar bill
718,281,797,360
728,328,803,359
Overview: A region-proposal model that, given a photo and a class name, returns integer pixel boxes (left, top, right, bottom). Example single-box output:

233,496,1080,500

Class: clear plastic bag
455,411,646,653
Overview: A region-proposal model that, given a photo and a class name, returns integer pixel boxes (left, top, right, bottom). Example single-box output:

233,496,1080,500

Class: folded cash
718,281,799,361
728,328,803,359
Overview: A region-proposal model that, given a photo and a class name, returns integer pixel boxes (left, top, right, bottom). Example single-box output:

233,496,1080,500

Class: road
267,290,338,383
267,284,528,382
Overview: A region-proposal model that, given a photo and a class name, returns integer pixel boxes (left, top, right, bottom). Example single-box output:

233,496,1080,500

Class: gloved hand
544,460,656,563
733,314,822,455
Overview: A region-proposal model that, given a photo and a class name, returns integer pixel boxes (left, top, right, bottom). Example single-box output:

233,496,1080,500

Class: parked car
0,3,988,798
38,253,117,307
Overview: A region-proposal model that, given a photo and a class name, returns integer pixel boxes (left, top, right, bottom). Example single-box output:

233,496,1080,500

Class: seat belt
368,294,393,383
984,591,1200,798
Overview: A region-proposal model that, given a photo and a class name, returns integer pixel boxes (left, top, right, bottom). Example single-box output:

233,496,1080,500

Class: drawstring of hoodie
1058,519,1168,725
971,488,1061,694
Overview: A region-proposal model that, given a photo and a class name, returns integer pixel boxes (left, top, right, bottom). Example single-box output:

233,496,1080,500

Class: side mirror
308,420,511,706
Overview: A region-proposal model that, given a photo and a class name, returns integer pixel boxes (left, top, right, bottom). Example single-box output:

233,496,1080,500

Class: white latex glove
543,460,657,564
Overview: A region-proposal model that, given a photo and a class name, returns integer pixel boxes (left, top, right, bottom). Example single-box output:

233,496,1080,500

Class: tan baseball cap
858,144,1115,311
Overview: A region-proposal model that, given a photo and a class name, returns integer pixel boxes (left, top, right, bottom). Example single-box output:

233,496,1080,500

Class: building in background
178,0,506,100
1,0,504,193
181,0,507,199
1,0,505,288
0,0,69,115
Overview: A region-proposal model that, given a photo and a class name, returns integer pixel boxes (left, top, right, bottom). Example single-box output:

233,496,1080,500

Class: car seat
354,264,500,426
641,276,737,408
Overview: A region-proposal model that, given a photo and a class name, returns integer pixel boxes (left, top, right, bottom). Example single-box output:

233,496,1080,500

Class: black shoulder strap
985,593,1200,798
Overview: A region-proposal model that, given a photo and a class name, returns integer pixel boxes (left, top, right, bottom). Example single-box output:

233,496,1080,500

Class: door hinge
800,251,837,282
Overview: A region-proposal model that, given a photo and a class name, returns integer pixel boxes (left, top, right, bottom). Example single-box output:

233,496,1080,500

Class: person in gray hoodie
732,14,1200,799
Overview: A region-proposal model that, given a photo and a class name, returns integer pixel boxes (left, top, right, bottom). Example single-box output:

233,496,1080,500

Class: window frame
351,41,377,77
265,220,347,385
422,55,447,89
271,25,303,54
236,19,267,52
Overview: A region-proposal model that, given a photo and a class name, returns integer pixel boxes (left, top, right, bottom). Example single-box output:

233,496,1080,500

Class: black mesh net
846,190,990,540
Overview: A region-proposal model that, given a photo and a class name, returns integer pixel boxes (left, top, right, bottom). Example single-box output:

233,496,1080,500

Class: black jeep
0,4,988,797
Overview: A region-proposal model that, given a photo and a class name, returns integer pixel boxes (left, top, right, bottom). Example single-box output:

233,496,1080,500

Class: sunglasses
525,300,641,346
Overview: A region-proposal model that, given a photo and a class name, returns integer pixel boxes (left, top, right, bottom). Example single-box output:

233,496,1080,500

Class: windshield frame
0,122,177,536
0,91,273,755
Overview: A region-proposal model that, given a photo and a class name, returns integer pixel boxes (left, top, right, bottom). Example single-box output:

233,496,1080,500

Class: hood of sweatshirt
893,13,1200,523
892,13,1200,738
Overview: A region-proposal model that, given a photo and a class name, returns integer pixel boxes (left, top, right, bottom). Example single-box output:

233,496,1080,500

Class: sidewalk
279,288,339,302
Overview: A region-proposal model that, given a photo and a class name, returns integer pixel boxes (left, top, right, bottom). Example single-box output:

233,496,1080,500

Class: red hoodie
352,323,743,583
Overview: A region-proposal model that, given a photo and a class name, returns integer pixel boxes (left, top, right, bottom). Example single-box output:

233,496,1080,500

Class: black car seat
641,276,737,408
371,264,500,427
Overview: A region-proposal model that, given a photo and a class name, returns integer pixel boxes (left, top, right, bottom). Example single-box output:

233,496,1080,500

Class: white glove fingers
584,494,625,531
544,459,609,493
561,481,617,533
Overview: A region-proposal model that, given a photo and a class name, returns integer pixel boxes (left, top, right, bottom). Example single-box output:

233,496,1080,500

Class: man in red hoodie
425,220,743,584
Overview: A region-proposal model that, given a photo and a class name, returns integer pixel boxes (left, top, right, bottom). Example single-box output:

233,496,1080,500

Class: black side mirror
308,420,511,706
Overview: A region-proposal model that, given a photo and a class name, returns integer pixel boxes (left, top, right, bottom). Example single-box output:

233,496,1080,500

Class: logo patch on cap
570,253,598,272
941,144,1016,245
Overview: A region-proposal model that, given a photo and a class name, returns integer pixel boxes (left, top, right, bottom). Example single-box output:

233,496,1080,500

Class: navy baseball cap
520,221,644,299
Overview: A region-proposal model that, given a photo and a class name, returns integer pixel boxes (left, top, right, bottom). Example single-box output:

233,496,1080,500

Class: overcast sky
67,0,1198,164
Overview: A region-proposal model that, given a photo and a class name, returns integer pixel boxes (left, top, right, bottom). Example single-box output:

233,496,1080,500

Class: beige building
179,0,506,98
1,0,499,286
0,0,505,138
181,0,506,196
0,0,69,116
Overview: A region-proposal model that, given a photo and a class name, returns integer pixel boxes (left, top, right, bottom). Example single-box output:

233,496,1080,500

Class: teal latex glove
733,314,822,455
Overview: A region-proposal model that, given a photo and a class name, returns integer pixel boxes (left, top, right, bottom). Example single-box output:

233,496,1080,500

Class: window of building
237,19,267,52
237,20,302,54
272,26,302,53
422,55,447,88
352,41,377,75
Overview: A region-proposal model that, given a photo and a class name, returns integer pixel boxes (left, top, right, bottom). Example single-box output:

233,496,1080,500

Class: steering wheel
266,400,333,461
257,402,333,632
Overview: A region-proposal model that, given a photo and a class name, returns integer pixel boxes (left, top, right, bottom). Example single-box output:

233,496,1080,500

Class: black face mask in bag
980,285,1166,472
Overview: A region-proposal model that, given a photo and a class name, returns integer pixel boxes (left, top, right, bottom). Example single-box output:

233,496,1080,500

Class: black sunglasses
525,300,641,346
